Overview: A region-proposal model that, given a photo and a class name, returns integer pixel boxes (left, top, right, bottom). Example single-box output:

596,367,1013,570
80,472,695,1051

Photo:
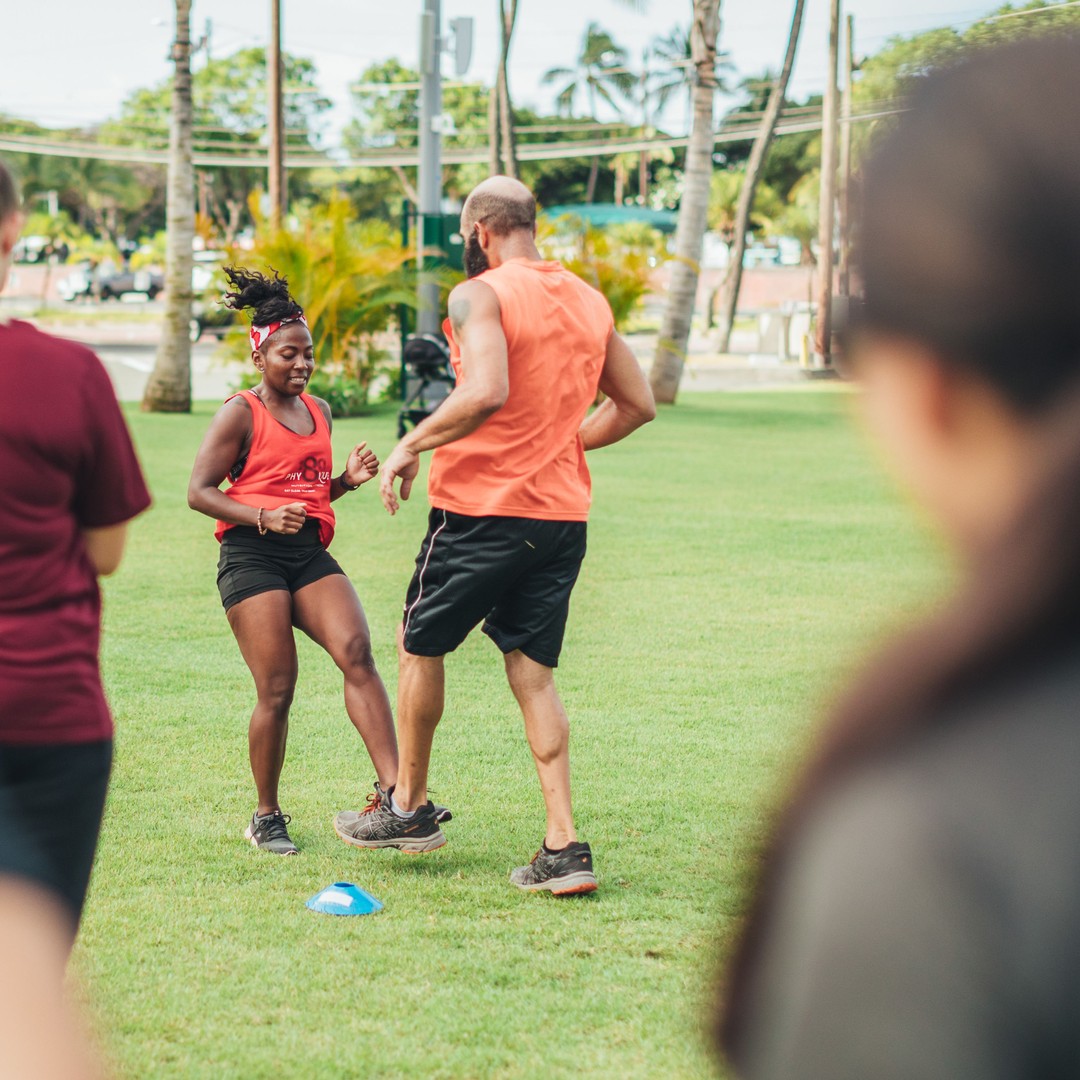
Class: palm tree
715,0,807,353
649,0,723,405
648,25,731,130
142,0,194,413
490,0,520,178
543,23,637,202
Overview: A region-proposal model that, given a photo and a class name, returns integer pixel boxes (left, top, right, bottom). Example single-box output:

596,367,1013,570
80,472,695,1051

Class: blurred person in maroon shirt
0,157,150,941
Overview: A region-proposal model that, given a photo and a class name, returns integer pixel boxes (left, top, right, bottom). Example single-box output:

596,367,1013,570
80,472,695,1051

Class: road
95,340,235,403
14,303,813,402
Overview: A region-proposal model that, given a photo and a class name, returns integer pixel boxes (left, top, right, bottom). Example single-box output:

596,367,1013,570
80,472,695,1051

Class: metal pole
838,13,854,299
268,0,285,227
814,0,840,364
417,0,443,336
639,46,649,205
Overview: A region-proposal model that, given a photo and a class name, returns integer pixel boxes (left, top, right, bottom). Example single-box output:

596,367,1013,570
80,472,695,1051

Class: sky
2,0,1010,144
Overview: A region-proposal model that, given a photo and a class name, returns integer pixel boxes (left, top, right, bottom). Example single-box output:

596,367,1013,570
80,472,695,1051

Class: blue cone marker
306,882,383,916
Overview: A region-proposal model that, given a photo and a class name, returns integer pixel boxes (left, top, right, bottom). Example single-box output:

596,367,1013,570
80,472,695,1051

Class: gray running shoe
510,842,597,895
245,810,299,855
333,786,446,853
334,782,452,833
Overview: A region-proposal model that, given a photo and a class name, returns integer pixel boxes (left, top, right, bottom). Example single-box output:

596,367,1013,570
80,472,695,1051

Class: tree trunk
391,164,420,205
585,158,600,203
649,0,723,405
715,0,805,353
142,0,194,413
488,81,501,175
496,0,519,177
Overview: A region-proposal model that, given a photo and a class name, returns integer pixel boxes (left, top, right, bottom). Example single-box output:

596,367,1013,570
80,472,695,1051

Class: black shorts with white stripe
401,508,587,668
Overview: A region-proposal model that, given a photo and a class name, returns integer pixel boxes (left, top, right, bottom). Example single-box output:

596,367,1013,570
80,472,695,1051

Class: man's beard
464,232,490,279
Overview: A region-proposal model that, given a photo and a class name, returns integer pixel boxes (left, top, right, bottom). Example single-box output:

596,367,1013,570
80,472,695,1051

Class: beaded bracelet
256,507,267,536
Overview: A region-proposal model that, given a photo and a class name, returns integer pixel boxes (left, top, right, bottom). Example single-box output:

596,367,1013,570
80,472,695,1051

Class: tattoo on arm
448,297,471,335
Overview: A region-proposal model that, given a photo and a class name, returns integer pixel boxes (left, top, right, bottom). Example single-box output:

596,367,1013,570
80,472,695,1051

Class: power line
983,0,1080,19
5,101,865,158
0,106,899,170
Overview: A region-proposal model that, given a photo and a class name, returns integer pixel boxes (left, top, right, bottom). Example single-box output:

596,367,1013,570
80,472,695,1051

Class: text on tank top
214,389,336,546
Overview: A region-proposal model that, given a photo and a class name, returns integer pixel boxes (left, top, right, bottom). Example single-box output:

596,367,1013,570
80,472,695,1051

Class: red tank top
427,258,612,520
215,390,336,546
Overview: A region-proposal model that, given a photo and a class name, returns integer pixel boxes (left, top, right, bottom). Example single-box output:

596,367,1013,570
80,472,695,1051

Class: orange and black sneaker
510,842,598,896
334,780,452,833
333,785,446,854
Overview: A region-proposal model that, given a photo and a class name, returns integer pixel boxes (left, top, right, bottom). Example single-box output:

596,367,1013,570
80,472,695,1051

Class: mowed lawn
77,387,945,1079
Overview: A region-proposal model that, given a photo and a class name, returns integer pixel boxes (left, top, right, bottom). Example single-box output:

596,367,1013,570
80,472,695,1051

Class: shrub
222,194,418,415
540,217,665,329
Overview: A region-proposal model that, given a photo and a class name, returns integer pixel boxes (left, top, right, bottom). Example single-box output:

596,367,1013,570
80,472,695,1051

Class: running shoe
333,786,446,853
245,810,299,855
334,782,452,832
510,842,598,895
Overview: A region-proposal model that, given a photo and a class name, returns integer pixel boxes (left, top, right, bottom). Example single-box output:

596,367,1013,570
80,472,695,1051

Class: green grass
76,389,946,1079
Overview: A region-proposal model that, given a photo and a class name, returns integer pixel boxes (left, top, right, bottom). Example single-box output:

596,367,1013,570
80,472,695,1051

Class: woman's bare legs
226,589,298,815
293,574,398,787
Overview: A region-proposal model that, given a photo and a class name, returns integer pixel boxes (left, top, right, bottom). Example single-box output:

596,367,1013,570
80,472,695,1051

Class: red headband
250,312,308,351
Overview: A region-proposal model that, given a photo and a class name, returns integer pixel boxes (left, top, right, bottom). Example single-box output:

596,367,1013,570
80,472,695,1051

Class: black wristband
337,472,360,492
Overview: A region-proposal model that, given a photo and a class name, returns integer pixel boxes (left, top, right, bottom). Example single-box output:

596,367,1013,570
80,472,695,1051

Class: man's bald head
462,176,536,237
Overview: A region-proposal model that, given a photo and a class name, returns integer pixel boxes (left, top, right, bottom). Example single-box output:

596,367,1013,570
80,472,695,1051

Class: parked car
12,235,50,263
56,262,95,302
743,244,781,269
189,257,239,341
190,297,238,342
98,267,164,300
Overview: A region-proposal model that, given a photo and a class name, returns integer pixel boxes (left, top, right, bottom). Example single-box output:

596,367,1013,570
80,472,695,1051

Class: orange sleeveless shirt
215,390,336,546
427,258,613,521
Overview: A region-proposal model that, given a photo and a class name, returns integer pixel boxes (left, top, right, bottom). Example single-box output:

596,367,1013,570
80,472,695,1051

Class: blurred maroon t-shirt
0,319,151,745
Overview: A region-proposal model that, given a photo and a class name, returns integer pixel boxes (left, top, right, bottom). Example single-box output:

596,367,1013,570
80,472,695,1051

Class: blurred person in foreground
719,36,1080,1079
0,156,150,938
0,812,104,1079
1,158,146,1076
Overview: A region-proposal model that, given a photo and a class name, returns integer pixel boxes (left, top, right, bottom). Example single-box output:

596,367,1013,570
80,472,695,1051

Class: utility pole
838,14,855,299
267,0,285,227
639,46,650,205
814,0,840,365
417,0,443,336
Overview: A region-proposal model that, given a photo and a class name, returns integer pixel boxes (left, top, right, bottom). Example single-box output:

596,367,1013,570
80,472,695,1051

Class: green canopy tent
541,204,679,234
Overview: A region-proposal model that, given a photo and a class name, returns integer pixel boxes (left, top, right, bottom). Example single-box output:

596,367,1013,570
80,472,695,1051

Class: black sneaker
245,810,299,855
333,786,446,853
510,842,597,895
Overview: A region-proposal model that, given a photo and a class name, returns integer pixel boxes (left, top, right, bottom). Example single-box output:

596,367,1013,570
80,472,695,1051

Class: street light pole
417,0,443,336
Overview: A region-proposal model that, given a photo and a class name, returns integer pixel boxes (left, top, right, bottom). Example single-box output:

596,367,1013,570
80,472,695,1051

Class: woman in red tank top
187,267,399,855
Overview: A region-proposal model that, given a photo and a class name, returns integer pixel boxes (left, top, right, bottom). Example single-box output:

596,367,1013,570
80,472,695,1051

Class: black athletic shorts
401,508,587,668
0,739,113,928
217,521,345,610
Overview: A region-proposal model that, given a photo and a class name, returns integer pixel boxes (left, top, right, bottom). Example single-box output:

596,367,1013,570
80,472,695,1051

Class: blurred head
0,159,25,295
845,36,1080,553
460,176,537,277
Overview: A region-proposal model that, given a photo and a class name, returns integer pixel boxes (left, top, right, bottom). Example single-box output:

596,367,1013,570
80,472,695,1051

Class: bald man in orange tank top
334,177,656,893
